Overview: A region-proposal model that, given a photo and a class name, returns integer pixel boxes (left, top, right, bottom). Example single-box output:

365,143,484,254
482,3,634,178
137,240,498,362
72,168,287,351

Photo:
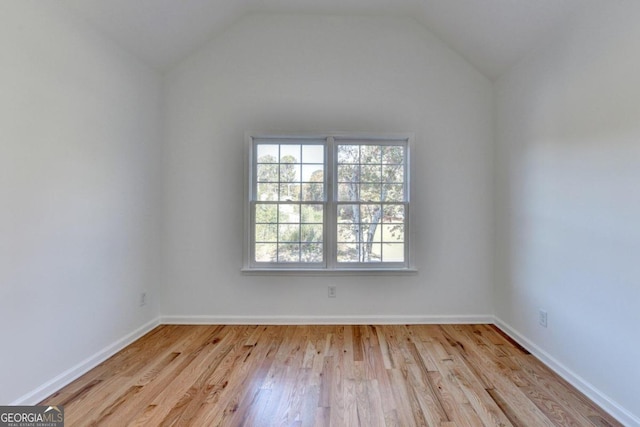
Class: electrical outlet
539,309,547,328
139,292,147,307
328,286,337,298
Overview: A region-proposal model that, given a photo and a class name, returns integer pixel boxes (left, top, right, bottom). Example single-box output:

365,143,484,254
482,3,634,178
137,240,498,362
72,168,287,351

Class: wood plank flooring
41,324,621,426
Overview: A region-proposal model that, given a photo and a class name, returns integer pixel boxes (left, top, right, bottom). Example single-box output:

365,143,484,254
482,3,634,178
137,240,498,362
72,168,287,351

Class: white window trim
242,131,417,275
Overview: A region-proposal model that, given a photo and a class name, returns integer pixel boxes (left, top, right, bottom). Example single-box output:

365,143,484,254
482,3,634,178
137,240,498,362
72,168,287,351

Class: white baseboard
10,317,161,406
493,316,640,427
160,314,494,325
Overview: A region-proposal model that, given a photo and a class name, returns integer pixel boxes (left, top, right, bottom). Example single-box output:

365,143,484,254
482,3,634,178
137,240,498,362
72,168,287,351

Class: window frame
243,132,416,274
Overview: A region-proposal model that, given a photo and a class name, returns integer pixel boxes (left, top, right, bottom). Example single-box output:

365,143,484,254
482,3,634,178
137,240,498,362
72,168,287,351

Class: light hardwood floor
41,324,621,426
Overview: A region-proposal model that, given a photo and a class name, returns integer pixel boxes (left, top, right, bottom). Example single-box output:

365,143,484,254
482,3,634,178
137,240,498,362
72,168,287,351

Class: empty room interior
2,0,639,425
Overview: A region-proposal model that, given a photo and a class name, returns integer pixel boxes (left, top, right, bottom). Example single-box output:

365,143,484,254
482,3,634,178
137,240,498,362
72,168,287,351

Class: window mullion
326,136,336,269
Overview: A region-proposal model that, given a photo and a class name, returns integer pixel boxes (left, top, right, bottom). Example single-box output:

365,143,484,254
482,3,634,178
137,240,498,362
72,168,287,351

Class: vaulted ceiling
58,0,593,79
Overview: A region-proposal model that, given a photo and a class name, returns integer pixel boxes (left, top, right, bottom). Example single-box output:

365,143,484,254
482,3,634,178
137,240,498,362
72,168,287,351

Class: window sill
241,268,418,276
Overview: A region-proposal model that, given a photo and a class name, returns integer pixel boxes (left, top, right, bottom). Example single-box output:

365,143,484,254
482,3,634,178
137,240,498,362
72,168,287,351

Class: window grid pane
336,144,406,203
254,202,324,263
254,139,326,264
256,143,325,204
335,142,406,263
335,202,406,263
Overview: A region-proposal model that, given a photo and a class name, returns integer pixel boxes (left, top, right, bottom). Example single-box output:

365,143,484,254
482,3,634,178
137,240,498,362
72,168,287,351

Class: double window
245,133,412,272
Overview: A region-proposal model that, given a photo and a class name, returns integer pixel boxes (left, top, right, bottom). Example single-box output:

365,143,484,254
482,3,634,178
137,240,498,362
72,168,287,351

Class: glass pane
255,204,277,223
382,224,404,242
338,164,359,182
301,204,323,223
360,184,381,202
360,164,381,182
280,145,300,163
279,184,300,201
302,183,324,202
278,204,300,223
302,145,324,163
278,224,299,242
302,164,323,182
255,223,277,242
337,145,359,164
337,224,358,243
337,205,358,223
382,243,404,262
280,164,300,183
383,205,405,223
255,243,277,262
257,145,279,163
278,244,300,262
360,204,382,224
382,165,404,183
382,146,404,164
360,145,382,164
337,183,359,202
361,224,381,243
301,224,323,242
366,243,382,262
257,183,278,201
382,184,404,202
301,243,323,262
337,243,359,262
257,164,279,182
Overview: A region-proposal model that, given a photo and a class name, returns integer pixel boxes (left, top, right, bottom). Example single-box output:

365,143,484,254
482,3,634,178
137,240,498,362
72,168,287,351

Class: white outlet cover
539,310,547,327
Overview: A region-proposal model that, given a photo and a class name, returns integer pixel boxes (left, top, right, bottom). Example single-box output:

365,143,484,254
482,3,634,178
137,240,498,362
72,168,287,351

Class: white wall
494,2,640,423
0,1,162,404
161,14,494,321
